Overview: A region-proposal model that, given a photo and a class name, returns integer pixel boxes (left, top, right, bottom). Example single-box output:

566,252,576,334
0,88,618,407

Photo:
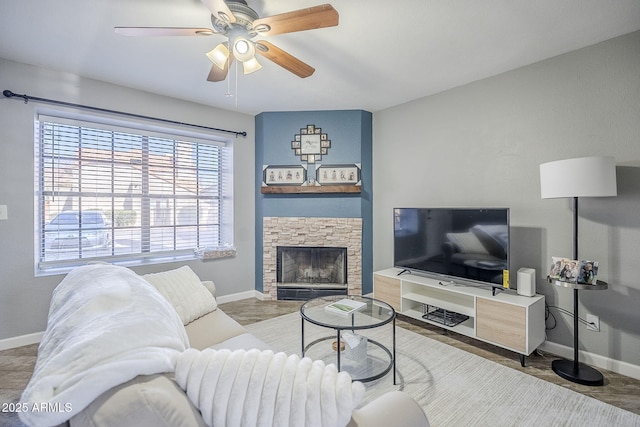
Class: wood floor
1,298,639,426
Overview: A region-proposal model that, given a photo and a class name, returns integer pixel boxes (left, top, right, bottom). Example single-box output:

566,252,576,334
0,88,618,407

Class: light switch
0,205,7,220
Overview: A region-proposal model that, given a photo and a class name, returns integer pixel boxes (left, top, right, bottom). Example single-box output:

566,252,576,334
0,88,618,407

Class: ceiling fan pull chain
224,38,233,99
235,59,239,110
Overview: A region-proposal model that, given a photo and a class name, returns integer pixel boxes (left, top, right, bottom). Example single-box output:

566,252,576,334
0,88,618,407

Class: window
35,113,233,274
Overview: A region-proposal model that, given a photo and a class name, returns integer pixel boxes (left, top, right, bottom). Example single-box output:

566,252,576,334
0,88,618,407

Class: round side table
548,277,608,386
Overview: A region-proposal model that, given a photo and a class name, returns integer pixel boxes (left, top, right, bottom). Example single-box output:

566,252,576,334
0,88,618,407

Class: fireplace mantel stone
263,217,363,300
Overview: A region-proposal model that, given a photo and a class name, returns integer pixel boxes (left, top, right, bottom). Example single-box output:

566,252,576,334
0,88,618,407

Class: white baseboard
216,289,264,304
539,341,640,381
0,332,44,351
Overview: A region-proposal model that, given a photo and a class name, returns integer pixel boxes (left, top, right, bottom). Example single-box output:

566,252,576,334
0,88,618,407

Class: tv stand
374,268,545,366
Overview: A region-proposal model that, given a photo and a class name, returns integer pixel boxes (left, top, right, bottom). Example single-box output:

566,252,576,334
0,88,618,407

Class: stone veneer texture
263,217,363,300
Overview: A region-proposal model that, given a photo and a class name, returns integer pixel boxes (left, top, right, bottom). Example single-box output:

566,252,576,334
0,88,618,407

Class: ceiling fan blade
207,57,233,82
255,41,315,78
201,0,236,24
115,27,214,36
252,4,338,36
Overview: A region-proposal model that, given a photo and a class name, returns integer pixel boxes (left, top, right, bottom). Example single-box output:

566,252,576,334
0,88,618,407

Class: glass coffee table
300,295,396,384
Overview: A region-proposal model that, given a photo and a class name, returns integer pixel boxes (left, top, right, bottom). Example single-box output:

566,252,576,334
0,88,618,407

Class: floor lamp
539,156,617,386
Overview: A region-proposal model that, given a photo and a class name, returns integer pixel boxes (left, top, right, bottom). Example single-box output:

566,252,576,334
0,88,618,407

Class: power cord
545,302,598,330
544,302,557,330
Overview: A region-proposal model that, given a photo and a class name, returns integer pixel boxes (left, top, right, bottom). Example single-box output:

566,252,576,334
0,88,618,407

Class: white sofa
22,265,429,427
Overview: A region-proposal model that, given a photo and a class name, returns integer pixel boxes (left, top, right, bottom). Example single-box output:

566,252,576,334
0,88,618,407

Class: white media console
373,268,545,366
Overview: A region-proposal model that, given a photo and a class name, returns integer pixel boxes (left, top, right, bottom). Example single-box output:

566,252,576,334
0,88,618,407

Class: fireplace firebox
276,246,348,300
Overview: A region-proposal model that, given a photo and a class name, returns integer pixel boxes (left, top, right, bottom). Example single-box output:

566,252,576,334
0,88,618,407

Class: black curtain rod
2,89,247,138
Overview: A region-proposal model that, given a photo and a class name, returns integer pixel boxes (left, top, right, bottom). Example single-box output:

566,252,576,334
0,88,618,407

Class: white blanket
175,348,365,427
19,264,364,427
19,264,189,427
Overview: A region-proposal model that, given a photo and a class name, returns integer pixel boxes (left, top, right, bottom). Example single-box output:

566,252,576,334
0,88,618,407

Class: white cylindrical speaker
517,268,536,297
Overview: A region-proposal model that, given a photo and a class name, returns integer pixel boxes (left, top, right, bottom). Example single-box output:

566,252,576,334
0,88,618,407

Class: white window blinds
35,113,233,273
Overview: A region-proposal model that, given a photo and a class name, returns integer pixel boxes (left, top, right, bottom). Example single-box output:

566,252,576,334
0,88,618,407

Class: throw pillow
143,266,217,325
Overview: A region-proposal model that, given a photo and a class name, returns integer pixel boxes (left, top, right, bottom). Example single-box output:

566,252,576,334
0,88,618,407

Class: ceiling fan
115,0,339,82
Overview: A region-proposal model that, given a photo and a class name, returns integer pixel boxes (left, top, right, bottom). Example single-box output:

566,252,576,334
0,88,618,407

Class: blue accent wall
255,110,373,293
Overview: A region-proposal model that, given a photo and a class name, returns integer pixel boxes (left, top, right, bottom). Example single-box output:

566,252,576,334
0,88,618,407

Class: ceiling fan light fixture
242,57,262,74
232,37,256,62
235,39,249,54
115,2,340,85
206,43,230,69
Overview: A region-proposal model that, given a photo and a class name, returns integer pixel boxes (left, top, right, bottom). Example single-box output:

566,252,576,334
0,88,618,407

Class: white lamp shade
540,156,617,199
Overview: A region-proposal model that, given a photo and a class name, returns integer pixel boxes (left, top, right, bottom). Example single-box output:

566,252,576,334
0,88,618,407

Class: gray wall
0,59,256,341
373,31,640,367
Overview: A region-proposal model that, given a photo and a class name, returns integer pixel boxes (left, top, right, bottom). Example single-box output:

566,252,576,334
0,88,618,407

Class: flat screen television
393,208,510,290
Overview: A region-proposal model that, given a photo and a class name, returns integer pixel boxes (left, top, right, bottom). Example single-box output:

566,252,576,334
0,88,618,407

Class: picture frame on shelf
316,163,361,186
262,165,306,186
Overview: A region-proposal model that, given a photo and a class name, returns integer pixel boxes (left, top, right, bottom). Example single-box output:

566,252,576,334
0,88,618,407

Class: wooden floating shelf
261,185,362,194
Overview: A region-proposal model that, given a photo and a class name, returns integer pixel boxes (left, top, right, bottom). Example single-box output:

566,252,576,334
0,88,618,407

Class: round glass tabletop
300,295,395,330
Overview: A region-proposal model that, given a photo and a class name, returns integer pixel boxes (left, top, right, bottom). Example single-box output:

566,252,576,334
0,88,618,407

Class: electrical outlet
0,205,7,220
586,314,600,332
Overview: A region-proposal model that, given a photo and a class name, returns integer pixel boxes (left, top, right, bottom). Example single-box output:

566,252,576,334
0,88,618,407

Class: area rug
246,312,640,427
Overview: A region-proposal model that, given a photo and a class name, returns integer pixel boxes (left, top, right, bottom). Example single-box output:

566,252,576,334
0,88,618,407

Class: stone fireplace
263,217,362,300
277,246,347,300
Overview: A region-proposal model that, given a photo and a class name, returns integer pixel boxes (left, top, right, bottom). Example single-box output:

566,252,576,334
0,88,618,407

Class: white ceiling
2,0,640,116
